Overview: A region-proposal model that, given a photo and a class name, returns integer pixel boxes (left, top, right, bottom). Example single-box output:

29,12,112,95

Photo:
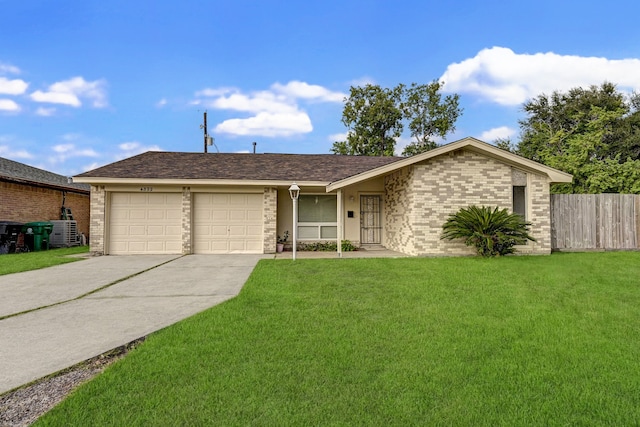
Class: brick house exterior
382,150,551,255
0,157,90,237
74,138,572,257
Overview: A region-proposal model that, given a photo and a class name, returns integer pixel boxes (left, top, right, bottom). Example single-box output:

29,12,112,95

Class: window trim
297,194,338,241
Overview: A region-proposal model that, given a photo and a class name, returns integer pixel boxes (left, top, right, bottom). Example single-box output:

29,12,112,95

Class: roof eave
1,174,90,194
71,176,331,187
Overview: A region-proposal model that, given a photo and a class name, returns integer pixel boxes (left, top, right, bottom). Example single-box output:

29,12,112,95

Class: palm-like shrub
441,206,536,257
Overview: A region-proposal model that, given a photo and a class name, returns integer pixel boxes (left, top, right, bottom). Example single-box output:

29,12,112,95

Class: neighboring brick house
73,137,572,257
0,157,90,237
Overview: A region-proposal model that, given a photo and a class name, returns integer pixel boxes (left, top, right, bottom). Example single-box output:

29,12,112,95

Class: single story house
0,157,90,237
73,137,572,257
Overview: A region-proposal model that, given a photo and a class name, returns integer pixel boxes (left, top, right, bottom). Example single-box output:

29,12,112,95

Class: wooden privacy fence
550,194,640,250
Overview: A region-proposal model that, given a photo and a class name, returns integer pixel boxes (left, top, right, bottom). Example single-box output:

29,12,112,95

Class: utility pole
203,111,208,153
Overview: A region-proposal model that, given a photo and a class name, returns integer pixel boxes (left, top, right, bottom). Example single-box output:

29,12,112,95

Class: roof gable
326,137,573,191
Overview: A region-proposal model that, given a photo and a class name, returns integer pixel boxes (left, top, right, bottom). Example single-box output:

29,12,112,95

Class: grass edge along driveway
0,246,89,276
37,252,640,426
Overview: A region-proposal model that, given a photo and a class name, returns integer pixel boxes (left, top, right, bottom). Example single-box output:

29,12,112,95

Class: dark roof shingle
76,152,403,182
0,157,90,192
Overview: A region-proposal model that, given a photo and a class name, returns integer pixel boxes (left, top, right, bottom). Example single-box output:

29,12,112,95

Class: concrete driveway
0,254,266,395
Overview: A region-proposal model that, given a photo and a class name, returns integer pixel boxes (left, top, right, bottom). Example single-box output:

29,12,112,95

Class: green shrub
441,205,535,257
297,240,357,252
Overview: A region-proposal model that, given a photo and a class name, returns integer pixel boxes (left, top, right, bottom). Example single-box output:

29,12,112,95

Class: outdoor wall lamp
288,183,300,260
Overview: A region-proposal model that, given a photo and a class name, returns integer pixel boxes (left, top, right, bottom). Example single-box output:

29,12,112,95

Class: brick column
89,185,105,256
263,187,277,253
182,187,191,254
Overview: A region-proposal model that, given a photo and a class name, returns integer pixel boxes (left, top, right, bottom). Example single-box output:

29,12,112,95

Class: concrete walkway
0,254,266,394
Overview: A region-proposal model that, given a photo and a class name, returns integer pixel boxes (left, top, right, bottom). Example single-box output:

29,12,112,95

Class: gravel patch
0,338,145,426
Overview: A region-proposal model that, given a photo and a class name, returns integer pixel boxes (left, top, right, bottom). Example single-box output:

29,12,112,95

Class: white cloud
117,141,162,159
479,126,516,142
80,162,102,172
0,63,21,74
49,142,100,164
156,98,167,108
328,132,348,142
35,107,56,116
349,76,376,87
209,91,298,114
0,77,28,95
31,90,81,106
215,112,313,137
30,76,108,108
53,143,75,153
271,81,346,102
0,99,20,112
440,47,640,105
0,144,33,159
194,81,343,137
195,87,236,97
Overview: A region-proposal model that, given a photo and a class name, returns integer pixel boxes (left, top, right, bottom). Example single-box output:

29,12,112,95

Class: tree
331,84,404,156
516,82,640,193
441,205,536,257
331,81,461,156
400,81,462,156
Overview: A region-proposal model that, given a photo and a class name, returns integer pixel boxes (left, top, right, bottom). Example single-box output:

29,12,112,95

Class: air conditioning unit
50,220,79,248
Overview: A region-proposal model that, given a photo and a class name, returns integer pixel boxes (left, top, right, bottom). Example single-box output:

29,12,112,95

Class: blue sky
2,0,640,176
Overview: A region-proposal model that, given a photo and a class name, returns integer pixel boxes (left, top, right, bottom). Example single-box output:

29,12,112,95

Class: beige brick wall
384,150,552,256
181,187,191,254
263,187,277,253
520,173,551,254
89,185,105,255
384,167,416,254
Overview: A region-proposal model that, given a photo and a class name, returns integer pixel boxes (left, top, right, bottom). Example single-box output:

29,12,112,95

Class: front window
298,195,337,240
513,186,526,218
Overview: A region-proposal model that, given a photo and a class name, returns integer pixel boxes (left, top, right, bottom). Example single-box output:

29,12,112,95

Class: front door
360,195,382,244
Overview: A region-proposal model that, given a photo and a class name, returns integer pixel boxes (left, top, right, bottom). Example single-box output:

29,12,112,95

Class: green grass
37,252,640,426
0,246,89,276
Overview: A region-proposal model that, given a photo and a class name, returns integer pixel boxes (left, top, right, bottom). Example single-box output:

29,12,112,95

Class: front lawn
0,246,89,276
37,252,640,426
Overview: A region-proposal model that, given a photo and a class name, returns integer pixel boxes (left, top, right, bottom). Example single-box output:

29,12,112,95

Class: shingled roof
75,152,404,183
0,157,90,192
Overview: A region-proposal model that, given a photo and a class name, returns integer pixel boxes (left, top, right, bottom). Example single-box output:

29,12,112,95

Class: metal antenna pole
203,111,208,153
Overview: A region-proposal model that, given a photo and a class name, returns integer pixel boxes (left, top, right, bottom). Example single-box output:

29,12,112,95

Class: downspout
337,189,343,258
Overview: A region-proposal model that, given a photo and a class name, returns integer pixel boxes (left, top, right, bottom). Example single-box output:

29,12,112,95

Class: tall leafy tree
400,81,462,156
332,84,404,156
516,82,640,193
331,81,461,156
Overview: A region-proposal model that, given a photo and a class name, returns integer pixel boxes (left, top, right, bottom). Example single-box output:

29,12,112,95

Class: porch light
289,183,300,260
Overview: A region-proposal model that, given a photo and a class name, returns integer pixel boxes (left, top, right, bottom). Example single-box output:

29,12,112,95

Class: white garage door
109,192,182,254
194,193,263,254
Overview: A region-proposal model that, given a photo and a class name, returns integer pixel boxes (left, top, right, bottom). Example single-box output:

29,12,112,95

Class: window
513,186,526,218
298,195,337,240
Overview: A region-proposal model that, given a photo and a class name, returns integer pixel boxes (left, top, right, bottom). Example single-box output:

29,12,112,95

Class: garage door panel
147,210,166,220
129,226,146,236
147,225,165,236
129,194,148,204
212,210,228,221
212,226,228,236
109,192,182,255
229,225,247,236
247,210,262,221
194,193,263,254
166,225,182,235
129,210,147,220
247,225,262,236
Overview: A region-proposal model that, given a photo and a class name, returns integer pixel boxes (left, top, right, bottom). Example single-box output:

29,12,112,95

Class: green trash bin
22,221,54,251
